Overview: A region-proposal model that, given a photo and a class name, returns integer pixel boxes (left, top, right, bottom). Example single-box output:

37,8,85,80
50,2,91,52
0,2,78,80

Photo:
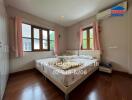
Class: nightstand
99,63,112,74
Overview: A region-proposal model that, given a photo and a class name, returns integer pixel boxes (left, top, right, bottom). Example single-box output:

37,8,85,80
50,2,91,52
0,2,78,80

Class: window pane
43,40,48,49
83,39,87,49
33,28,39,39
90,38,94,49
34,39,40,49
22,23,31,38
50,30,55,40
83,30,87,39
90,28,93,38
50,40,55,50
42,30,48,40
22,38,31,51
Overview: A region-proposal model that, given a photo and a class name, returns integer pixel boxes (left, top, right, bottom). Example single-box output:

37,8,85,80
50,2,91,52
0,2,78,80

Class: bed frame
37,66,98,100
36,50,101,100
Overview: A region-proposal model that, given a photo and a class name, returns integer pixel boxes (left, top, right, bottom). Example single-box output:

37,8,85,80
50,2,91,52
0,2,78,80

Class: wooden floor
3,69,132,100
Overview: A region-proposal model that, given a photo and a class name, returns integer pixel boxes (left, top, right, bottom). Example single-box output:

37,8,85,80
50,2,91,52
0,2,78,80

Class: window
42,30,48,50
82,27,94,50
33,28,40,50
22,23,55,52
49,30,55,50
22,23,32,51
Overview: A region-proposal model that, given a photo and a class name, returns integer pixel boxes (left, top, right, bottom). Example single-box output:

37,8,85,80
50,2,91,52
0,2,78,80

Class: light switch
0,41,2,48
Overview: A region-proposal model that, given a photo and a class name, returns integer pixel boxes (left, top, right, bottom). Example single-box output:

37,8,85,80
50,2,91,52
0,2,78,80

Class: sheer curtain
79,27,83,50
93,21,101,50
54,28,60,55
15,16,23,57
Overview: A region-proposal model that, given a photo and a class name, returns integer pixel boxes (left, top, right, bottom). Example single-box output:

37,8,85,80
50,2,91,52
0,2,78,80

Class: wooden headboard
66,50,101,60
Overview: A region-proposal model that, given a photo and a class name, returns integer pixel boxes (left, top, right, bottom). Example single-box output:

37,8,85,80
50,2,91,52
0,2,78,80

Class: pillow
78,55,93,60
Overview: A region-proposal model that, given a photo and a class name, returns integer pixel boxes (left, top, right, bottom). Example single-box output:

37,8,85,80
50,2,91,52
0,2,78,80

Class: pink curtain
93,21,101,50
79,27,83,49
54,29,60,55
15,16,23,57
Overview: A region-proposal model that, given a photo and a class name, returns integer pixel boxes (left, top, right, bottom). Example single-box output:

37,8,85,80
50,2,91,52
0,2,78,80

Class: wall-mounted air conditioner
96,9,111,20
96,1,128,20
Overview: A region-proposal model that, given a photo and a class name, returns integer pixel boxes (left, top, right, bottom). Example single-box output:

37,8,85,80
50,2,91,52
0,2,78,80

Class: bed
35,50,100,100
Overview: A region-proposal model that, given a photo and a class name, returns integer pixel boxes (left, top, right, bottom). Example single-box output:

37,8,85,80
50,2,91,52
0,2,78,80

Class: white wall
0,0,9,99
7,6,66,73
66,0,132,74
10,52,54,73
101,13,129,73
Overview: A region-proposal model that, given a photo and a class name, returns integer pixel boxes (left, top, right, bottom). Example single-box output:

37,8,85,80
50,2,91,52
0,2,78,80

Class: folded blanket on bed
55,61,82,70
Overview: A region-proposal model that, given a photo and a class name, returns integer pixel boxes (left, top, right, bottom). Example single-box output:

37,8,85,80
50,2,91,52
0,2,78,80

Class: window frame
22,23,54,52
81,26,94,50
41,29,50,51
22,23,32,52
49,30,55,51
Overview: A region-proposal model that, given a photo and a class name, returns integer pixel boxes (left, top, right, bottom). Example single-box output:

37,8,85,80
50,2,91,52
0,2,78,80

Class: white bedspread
36,58,98,87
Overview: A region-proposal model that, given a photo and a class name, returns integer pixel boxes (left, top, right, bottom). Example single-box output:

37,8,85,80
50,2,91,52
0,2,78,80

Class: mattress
36,58,98,87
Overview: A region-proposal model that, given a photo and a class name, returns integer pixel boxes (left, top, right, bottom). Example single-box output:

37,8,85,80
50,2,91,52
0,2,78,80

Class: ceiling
5,0,122,26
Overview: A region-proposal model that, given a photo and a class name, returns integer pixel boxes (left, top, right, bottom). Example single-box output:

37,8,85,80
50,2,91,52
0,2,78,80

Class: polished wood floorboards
3,69,132,100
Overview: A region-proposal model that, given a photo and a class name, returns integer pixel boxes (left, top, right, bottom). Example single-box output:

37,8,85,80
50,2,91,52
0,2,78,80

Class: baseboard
10,66,34,74
2,74,9,100
9,68,35,76
113,70,132,78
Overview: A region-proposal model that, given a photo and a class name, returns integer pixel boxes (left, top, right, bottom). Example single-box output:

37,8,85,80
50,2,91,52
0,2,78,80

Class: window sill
24,50,54,52
81,49,93,50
